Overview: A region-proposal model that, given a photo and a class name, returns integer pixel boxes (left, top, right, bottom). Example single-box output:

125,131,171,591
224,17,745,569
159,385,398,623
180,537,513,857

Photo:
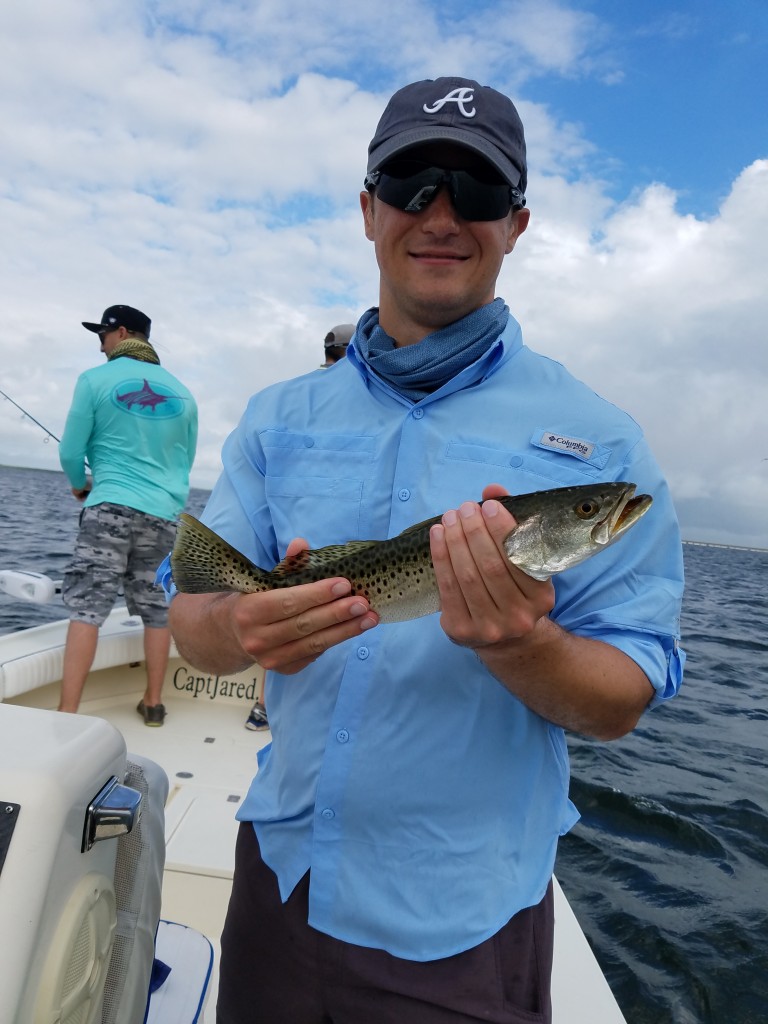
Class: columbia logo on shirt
538,432,595,459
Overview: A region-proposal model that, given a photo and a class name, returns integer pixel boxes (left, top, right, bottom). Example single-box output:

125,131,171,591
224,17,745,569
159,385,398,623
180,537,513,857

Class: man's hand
429,483,555,649
71,483,92,502
169,536,379,676
430,483,654,739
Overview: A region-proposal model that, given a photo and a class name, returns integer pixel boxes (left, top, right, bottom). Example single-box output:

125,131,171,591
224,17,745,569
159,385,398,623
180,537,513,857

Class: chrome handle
82,776,142,851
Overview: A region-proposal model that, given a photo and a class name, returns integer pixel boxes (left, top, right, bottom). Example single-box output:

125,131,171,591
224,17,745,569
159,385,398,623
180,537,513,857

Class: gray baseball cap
324,324,355,350
367,77,527,195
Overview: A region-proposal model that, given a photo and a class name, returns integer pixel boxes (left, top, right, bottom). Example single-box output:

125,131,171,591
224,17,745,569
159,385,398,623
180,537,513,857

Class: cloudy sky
1,0,766,547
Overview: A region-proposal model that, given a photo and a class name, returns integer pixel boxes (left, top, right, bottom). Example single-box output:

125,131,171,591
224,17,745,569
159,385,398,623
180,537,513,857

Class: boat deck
1,610,627,1023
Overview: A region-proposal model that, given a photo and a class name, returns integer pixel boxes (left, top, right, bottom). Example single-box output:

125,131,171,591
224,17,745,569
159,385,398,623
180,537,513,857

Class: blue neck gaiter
355,298,510,402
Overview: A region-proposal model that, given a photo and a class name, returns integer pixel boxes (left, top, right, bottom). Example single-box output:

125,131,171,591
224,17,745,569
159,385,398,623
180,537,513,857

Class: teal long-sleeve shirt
59,356,198,520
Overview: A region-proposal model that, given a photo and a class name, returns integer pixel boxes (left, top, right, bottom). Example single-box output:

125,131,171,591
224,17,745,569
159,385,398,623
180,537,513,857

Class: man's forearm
169,573,378,678
477,617,654,741
169,592,255,675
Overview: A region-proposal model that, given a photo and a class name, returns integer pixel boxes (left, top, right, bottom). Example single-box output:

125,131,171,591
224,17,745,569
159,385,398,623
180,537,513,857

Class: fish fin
395,499,520,538
272,550,311,575
272,541,378,578
171,513,269,593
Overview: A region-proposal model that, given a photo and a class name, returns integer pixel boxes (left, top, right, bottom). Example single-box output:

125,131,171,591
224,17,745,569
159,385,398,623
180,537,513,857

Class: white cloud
501,160,768,546
0,1,766,547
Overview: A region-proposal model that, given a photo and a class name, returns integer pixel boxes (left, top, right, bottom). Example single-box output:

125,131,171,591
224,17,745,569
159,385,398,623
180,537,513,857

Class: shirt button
509,455,523,468
357,646,369,660
413,408,424,419
336,729,349,743
304,437,315,448
398,488,411,501
321,807,335,820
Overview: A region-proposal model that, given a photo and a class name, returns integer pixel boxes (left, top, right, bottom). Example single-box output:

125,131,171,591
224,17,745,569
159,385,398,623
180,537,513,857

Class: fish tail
170,513,271,594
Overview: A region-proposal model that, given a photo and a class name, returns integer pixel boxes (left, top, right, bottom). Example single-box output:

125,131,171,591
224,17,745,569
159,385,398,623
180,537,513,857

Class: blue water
1,465,766,1023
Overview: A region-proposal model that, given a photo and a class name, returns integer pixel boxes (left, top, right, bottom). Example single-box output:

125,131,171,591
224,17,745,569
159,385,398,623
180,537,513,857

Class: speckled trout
170,482,651,624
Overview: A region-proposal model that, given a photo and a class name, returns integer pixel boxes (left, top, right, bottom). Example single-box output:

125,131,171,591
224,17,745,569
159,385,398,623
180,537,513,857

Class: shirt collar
346,312,523,406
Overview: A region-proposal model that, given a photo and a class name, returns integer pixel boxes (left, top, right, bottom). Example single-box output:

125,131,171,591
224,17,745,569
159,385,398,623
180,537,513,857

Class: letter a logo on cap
423,87,477,118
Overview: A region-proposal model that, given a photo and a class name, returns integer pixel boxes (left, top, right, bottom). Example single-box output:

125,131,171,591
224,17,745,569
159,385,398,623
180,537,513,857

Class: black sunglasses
365,159,525,222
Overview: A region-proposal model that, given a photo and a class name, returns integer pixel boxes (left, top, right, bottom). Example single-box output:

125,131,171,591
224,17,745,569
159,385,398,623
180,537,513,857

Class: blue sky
528,1,768,217
0,0,766,546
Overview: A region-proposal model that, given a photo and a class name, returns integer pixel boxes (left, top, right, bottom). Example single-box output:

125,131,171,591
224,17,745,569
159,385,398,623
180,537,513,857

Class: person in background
243,683,269,730
58,304,198,725
244,320,356,733
320,323,355,367
165,77,685,1023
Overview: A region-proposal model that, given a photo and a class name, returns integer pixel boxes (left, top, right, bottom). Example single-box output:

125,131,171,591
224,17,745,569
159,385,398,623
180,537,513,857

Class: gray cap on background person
82,304,152,338
366,76,527,201
321,323,355,368
324,324,355,351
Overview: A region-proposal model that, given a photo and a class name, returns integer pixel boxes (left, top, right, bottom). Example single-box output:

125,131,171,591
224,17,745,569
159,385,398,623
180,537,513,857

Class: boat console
0,704,193,1024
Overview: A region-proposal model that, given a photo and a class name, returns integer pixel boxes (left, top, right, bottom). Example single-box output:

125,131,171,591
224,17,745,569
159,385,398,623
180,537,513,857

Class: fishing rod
0,387,60,444
1,387,92,474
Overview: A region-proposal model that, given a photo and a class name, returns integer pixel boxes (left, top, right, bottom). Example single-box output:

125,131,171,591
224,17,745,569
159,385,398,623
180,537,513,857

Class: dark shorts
217,822,553,1024
61,503,177,628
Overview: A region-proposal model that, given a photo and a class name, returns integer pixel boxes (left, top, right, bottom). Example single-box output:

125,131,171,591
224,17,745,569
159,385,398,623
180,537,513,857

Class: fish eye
575,500,599,520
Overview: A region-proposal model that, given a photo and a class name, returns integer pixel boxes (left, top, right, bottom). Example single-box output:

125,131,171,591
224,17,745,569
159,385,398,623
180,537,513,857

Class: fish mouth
592,485,653,545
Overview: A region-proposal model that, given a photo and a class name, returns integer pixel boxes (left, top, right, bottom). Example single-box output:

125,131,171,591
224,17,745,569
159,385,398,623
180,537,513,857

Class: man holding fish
164,78,685,1023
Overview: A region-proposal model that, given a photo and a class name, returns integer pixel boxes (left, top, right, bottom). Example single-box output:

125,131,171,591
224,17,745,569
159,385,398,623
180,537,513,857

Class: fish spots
171,484,651,614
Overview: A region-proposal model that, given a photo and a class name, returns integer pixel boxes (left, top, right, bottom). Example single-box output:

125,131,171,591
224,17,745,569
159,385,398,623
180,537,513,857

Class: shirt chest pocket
444,439,610,492
261,431,375,546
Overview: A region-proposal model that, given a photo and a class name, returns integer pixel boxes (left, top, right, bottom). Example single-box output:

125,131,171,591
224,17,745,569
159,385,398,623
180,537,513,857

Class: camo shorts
61,503,177,628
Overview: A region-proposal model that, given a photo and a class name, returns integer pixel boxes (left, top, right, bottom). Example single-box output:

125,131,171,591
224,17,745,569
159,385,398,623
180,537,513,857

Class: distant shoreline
0,463,65,475
682,539,768,553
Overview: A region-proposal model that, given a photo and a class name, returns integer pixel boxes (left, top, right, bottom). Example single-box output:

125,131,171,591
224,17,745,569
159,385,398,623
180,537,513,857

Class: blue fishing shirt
165,314,685,960
59,358,198,520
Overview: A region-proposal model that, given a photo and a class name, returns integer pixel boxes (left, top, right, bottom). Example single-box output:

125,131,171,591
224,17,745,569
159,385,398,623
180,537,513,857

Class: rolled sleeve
577,624,686,708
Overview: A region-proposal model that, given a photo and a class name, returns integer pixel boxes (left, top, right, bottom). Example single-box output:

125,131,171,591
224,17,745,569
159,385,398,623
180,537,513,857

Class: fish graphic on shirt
116,380,169,411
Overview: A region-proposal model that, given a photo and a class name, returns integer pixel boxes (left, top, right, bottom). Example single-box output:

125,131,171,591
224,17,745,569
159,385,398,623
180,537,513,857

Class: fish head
501,482,652,580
